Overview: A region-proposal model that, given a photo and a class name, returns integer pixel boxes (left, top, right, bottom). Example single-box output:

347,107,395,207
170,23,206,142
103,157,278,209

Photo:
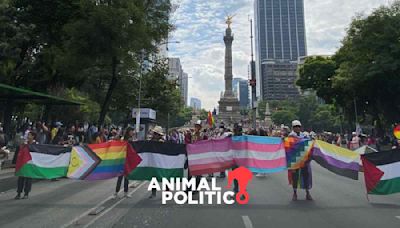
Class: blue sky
169,0,392,110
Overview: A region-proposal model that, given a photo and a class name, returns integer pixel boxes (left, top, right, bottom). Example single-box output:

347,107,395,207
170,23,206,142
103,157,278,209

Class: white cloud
170,0,390,110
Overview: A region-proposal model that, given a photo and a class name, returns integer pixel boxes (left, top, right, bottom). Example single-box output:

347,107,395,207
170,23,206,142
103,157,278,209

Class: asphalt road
0,164,400,228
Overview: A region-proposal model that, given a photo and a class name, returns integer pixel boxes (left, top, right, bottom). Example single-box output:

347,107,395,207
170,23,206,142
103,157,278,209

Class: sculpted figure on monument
226,14,236,28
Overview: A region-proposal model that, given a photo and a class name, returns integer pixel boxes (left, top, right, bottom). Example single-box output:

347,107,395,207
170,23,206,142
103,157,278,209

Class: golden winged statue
226,14,236,28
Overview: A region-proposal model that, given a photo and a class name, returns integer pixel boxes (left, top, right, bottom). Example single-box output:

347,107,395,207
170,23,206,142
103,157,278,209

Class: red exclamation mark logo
225,167,253,204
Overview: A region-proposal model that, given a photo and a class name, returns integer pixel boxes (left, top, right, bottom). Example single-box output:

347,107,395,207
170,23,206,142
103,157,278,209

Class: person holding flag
288,120,313,201
207,111,215,128
15,131,36,200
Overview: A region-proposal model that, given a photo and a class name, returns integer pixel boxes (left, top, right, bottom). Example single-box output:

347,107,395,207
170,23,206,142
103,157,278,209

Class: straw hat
151,126,165,136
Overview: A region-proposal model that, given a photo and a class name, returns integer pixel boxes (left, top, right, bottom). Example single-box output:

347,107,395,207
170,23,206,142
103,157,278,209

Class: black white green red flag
15,144,71,179
128,141,186,181
361,149,400,195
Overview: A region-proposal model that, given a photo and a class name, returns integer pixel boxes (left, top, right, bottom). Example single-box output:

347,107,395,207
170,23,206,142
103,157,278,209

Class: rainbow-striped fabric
284,137,314,170
67,141,128,180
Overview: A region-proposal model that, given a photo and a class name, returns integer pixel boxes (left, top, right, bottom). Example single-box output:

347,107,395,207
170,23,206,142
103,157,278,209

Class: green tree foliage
269,96,341,132
1,0,175,130
199,109,209,121
334,3,400,128
140,60,182,127
297,56,337,103
62,0,173,126
297,2,400,134
0,1,36,85
170,107,193,128
257,100,266,120
271,110,298,127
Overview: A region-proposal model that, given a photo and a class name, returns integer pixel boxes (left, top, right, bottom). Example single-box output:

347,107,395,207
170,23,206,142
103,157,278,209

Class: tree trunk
98,57,118,127
43,105,52,124
3,99,14,138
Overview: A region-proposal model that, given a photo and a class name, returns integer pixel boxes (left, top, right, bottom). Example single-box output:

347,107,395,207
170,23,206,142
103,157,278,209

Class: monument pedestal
218,95,241,125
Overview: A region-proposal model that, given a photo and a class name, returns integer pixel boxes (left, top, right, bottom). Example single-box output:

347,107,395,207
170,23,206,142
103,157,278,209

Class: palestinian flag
16,144,71,179
128,141,186,181
361,149,400,195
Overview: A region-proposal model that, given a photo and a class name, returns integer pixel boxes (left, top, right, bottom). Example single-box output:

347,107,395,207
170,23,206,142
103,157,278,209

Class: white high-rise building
168,57,189,106
190,98,202,110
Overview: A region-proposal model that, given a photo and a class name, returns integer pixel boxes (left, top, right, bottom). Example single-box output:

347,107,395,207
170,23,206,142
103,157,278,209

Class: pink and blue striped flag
187,137,235,176
231,136,287,173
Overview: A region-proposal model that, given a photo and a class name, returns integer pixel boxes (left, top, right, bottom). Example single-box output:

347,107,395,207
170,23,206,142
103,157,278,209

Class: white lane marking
242,215,254,228
61,181,143,228
82,181,147,228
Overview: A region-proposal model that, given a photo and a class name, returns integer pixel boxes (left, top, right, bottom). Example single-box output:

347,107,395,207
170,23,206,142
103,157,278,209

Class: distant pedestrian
349,132,360,150
113,127,135,199
15,131,36,200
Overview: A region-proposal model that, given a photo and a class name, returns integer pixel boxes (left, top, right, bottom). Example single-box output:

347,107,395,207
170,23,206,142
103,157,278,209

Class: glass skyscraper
254,0,307,100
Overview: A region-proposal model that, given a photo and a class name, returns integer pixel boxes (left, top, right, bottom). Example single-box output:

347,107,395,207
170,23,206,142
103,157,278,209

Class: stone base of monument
218,96,241,125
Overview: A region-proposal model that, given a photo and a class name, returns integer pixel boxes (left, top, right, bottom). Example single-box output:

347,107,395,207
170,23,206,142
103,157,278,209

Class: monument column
224,27,234,97
217,16,241,125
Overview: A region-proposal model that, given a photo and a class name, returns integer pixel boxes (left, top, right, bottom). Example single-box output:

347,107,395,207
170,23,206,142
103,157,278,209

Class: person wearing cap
148,126,166,198
288,120,313,201
192,120,205,143
349,132,360,150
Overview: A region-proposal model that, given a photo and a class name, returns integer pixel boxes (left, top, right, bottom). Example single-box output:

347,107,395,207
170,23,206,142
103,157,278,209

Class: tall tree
63,0,173,126
297,56,337,104
333,2,400,134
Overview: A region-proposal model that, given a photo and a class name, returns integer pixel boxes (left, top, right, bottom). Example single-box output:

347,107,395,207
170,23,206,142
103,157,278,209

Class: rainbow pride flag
231,136,287,173
84,141,128,180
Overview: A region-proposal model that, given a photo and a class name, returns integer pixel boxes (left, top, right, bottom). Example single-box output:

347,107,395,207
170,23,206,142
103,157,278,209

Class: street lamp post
135,41,180,136
249,18,257,130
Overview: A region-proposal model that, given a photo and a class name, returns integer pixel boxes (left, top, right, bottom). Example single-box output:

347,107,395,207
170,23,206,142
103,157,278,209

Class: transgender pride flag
231,136,287,173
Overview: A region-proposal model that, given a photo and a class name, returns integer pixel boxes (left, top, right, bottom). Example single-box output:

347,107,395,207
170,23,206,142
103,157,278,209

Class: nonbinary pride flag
128,141,186,181
361,149,400,195
16,144,71,179
312,140,360,180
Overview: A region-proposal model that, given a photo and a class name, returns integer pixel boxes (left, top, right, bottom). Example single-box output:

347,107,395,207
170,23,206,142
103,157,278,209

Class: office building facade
233,78,250,109
168,57,188,106
190,98,202,110
254,0,307,100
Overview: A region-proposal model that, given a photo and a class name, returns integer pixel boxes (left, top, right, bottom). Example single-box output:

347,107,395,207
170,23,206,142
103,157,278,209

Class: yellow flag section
312,140,360,180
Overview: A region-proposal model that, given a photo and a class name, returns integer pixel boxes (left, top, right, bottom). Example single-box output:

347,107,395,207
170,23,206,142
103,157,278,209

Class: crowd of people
3,118,400,202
